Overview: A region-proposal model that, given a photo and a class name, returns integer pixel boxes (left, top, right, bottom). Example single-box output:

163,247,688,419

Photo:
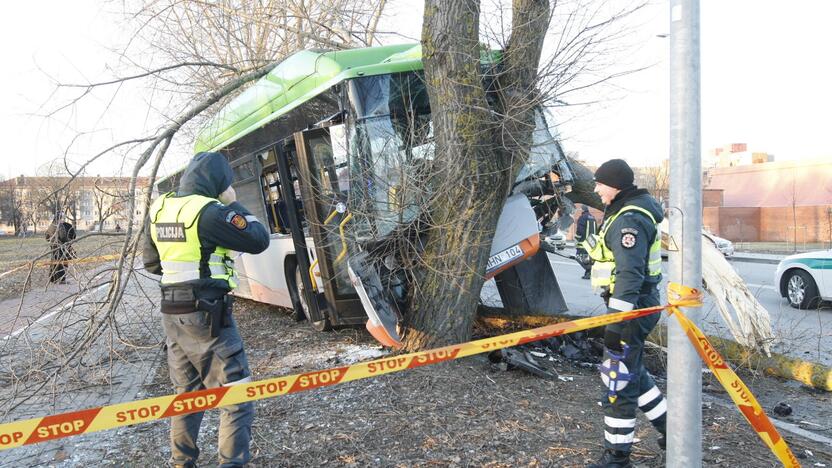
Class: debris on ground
773,401,793,417
7,298,831,467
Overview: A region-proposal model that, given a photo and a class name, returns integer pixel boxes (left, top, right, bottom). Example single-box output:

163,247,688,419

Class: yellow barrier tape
668,304,800,467
0,254,122,280
1,254,121,272
0,283,801,467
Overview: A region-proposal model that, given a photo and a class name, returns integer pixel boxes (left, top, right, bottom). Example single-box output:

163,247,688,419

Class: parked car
662,230,734,259
774,249,832,309
544,230,567,250
703,231,734,257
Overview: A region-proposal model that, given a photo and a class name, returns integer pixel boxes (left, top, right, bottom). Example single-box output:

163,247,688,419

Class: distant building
703,158,832,243
0,176,150,234
707,143,773,168
705,158,832,207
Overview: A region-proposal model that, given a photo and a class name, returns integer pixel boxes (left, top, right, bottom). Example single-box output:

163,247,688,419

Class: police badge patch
621,232,636,248
230,214,247,230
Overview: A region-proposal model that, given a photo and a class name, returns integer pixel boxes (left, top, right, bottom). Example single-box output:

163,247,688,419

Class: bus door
273,139,329,326
292,127,367,326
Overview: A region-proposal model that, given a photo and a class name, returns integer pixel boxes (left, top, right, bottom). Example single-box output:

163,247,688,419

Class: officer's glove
600,288,611,305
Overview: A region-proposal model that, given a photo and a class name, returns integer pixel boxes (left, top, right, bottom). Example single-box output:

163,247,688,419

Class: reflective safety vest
580,218,597,241
582,205,661,294
149,193,238,289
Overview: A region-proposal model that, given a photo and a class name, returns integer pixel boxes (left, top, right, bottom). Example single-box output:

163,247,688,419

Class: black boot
587,449,632,468
658,433,666,450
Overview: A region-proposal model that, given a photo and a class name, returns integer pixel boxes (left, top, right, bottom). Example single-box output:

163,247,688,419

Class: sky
1,0,831,179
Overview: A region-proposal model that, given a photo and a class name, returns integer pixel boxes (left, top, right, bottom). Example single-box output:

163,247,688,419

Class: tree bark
404,0,497,350
404,0,551,350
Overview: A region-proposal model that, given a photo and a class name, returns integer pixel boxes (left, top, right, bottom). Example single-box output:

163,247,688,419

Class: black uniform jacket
575,211,596,243
601,187,664,312
143,153,270,300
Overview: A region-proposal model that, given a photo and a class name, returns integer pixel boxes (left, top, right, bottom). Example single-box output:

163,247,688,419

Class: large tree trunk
403,0,498,350
403,0,550,350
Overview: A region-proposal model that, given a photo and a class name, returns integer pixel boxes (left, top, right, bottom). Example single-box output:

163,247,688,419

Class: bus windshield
345,73,572,240
347,73,434,239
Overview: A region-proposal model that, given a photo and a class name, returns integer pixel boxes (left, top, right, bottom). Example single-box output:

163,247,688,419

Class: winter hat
594,158,635,190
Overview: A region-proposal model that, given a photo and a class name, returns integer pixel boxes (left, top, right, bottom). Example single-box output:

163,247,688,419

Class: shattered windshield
345,74,571,240
347,73,434,238
515,108,573,184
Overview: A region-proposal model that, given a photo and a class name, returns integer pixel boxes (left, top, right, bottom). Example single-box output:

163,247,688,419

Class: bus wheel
285,257,305,322
289,260,331,331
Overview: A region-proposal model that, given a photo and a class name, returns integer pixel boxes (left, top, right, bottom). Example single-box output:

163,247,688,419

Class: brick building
565,157,831,245
703,158,832,243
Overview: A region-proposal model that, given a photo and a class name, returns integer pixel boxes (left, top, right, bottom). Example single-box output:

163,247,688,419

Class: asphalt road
482,251,832,367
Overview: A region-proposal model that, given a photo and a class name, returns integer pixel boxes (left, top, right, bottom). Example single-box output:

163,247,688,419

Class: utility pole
667,0,702,466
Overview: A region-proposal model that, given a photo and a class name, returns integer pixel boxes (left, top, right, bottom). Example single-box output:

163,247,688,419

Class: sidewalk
0,279,112,338
730,251,786,265
564,240,792,265
0,268,165,466
730,241,829,264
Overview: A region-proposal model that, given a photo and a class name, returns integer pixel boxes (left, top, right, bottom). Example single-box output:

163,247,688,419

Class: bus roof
194,43,425,153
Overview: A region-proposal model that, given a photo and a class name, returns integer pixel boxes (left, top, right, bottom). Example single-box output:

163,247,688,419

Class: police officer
583,159,667,468
143,152,269,468
574,205,597,280
46,219,75,283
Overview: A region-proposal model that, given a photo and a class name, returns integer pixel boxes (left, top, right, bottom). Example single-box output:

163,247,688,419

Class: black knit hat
594,158,635,190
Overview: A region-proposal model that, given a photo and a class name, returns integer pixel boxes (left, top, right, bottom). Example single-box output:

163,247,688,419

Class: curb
730,255,783,265
649,325,831,391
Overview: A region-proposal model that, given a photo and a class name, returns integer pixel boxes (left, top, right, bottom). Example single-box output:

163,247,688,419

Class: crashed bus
157,43,577,348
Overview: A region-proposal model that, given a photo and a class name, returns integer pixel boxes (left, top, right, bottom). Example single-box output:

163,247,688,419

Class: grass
0,234,126,269
0,234,128,301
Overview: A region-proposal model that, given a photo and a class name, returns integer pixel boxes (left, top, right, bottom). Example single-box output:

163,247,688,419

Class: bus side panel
232,235,296,308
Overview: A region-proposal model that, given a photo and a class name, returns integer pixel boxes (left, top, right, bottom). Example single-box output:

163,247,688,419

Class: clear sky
1,0,831,179
0,1,125,177
564,0,832,167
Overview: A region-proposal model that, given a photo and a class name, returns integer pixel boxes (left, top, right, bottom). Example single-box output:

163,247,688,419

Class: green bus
160,43,575,347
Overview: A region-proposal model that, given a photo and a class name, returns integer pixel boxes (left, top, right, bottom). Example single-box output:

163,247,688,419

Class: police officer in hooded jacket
582,159,667,468
144,152,269,468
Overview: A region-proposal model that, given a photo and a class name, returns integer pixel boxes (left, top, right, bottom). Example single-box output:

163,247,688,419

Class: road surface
482,250,832,367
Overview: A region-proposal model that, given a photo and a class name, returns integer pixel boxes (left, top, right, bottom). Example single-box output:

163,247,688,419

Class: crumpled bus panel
493,250,568,317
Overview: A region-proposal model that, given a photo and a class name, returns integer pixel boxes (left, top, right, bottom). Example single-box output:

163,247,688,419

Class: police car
774,249,832,309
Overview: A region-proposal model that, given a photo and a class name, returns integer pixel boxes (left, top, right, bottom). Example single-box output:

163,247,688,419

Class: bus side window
262,168,287,234
264,167,299,236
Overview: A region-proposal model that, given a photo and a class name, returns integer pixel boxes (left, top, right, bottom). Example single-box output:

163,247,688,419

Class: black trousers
48,246,69,283
576,247,592,275
601,287,667,452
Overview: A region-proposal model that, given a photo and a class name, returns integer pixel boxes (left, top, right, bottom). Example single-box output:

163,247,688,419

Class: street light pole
667,0,703,466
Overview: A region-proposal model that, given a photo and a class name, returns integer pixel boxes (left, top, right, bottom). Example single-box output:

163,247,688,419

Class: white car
662,230,734,259
544,230,566,250
774,250,832,309
703,231,734,257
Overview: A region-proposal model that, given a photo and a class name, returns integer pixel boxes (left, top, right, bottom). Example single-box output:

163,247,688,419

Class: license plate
486,244,524,273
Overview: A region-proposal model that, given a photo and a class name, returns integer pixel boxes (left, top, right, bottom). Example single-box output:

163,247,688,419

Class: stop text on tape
0,284,801,466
